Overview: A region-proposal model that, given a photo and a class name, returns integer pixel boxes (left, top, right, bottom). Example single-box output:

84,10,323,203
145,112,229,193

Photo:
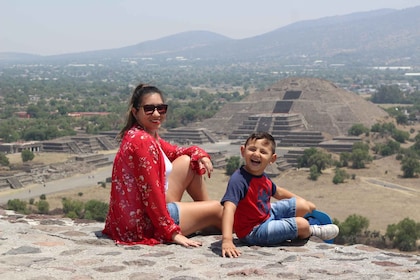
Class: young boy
220,132,339,258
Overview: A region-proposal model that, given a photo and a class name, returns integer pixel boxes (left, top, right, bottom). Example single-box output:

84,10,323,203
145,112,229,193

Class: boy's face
240,138,277,176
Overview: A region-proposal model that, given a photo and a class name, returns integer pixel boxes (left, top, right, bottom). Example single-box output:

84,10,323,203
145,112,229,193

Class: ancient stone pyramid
198,77,389,140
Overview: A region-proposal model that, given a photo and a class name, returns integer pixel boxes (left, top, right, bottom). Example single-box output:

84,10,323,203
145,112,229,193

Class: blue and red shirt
221,166,277,238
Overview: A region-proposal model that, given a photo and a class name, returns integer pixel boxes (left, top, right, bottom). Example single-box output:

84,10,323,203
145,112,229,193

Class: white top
160,147,173,192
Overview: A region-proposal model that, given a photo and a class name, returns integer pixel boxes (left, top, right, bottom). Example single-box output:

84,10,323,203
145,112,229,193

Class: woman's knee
172,155,191,169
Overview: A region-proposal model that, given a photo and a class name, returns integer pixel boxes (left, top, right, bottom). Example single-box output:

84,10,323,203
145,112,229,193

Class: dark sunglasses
141,104,168,115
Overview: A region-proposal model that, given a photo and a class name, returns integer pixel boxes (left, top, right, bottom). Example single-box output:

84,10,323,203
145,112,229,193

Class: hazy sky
1,0,420,55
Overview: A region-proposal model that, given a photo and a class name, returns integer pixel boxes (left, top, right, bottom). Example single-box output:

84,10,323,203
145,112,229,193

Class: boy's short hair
243,132,276,154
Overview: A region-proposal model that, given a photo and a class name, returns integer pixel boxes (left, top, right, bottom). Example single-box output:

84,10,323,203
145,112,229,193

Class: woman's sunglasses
141,104,168,115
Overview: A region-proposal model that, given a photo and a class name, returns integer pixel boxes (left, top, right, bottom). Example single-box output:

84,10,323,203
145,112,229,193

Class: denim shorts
240,197,298,246
167,202,180,225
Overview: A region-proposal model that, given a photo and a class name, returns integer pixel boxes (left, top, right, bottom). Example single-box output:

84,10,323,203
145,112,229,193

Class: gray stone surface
0,209,419,279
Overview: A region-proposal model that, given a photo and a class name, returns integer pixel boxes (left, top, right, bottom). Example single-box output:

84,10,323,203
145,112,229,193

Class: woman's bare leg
167,155,210,202
176,200,222,236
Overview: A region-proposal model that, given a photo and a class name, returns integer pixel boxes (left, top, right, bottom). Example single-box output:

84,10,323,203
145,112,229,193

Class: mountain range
2,6,420,66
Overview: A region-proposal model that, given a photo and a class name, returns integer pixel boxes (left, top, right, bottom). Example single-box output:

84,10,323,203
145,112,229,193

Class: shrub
308,165,319,181
401,156,420,178
386,218,420,251
0,152,10,166
339,152,351,167
348,124,369,136
62,198,84,219
21,150,35,162
37,200,50,214
226,156,241,176
7,199,29,214
297,147,318,168
332,168,348,184
84,200,109,222
336,214,369,244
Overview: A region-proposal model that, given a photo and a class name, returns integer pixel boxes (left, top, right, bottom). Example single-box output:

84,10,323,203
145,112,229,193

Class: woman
103,84,222,247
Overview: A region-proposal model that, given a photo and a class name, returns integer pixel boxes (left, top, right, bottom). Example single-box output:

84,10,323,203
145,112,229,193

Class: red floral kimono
102,125,210,245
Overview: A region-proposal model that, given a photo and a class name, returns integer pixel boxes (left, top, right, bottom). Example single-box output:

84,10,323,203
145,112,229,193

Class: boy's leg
243,217,298,246
242,198,298,246
270,198,312,240
270,197,296,220
310,224,340,241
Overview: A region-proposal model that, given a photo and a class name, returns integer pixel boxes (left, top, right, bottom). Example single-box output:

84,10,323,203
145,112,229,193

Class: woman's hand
198,156,213,178
172,233,202,247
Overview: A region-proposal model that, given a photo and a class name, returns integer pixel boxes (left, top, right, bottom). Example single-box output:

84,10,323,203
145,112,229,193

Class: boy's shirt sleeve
221,169,248,206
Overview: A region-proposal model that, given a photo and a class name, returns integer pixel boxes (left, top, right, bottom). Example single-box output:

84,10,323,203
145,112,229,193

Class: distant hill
1,6,420,65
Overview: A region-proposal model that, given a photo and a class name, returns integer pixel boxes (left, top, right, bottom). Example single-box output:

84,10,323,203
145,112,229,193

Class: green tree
401,156,420,178
7,199,29,214
350,148,372,169
308,165,320,181
336,214,370,244
371,85,403,104
395,114,408,125
374,140,400,156
348,124,369,136
297,147,317,168
37,200,50,214
333,168,349,184
307,151,332,173
84,200,109,222
21,150,35,162
339,152,351,167
62,198,84,219
226,156,241,176
392,129,409,143
386,218,420,251
0,152,10,166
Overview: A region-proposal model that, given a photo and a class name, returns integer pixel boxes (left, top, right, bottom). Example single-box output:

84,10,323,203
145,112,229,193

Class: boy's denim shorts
167,202,180,225
240,197,298,246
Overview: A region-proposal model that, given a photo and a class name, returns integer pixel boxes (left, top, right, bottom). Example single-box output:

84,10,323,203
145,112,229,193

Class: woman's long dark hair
117,84,164,141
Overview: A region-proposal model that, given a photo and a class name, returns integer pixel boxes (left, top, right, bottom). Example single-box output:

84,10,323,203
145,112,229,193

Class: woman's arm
159,137,211,175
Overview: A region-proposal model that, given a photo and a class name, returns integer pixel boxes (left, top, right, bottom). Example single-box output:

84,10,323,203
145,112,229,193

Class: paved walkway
0,165,112,205
0,209,419,279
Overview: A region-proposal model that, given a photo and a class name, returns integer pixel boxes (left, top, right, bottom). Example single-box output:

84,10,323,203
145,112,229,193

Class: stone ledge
0,210,419,279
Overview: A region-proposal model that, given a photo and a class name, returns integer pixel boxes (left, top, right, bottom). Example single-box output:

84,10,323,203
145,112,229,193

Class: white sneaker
310,224,339,240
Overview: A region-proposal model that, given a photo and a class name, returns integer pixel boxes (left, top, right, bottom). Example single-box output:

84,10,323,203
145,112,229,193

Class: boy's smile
241,139,277,176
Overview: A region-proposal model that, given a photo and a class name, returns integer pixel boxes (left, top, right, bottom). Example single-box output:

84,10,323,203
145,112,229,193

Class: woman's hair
244,131,276,154
117,83,165,140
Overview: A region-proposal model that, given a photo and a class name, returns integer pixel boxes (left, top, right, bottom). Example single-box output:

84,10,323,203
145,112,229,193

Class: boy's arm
272,186,301,200
221,201,242,258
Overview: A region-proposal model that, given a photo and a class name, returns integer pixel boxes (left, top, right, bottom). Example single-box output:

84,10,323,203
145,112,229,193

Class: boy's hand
222,240,242,258
307,200,316,212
